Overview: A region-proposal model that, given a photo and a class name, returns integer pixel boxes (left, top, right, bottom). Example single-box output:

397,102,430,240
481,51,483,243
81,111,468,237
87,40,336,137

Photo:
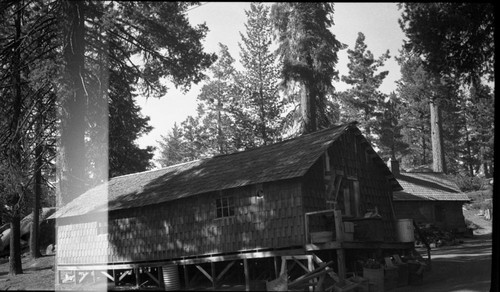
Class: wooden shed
390,163,470,231
51,122,415,290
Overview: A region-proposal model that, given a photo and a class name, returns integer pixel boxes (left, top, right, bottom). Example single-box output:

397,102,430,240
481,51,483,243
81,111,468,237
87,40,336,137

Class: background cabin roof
51,122,401,219
393,172,470,202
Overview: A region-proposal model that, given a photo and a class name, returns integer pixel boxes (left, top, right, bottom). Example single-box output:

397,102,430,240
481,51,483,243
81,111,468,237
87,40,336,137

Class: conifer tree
197,43,240,155
271,2,344,134
238,2,282,146
340,32,390,144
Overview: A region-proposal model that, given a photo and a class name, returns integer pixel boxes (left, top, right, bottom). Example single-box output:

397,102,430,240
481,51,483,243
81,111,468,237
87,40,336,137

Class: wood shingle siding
57,179,305,265
52,122,403,267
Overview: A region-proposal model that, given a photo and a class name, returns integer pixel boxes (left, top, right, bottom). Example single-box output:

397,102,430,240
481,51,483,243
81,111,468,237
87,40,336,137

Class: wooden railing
304,208,344,244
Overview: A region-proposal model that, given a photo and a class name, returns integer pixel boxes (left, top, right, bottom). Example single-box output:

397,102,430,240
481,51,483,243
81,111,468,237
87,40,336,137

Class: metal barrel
162,264,181,291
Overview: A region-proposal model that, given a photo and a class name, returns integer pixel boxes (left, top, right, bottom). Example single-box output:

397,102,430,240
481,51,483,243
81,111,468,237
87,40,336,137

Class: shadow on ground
392,236,492,292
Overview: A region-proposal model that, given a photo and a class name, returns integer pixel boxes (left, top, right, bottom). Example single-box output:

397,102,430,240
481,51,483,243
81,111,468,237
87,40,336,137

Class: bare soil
0,253,55,290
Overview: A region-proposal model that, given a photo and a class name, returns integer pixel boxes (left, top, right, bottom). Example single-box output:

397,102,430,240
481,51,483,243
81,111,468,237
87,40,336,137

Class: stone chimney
390,157,400,176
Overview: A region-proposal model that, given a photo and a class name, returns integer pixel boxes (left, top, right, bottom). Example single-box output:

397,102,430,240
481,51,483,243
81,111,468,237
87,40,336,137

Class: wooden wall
56,178,305,265
302,129,397,241
393,201,467,230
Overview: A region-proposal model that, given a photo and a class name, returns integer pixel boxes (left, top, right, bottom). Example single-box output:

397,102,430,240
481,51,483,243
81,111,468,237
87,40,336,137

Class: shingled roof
393,172,470,202
51,122,401,219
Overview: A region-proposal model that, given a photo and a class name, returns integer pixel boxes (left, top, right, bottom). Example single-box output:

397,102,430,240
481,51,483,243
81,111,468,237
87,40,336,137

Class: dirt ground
0,254,55,290
391,234,493,292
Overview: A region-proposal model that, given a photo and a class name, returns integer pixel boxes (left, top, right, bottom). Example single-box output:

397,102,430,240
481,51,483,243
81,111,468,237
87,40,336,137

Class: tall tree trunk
430,97,446,173
58,1,87,205
9,0,23,275
301,81,316,134
421,124,427,165
30,114,42,258
9,212,22,275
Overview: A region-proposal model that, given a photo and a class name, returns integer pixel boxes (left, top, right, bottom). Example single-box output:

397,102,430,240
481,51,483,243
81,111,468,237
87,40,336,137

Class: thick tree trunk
9,0,23,275
301,81,316,134
9,212,23,275
58,1,87,205
421,125,427,165
30,127,42,258
430,98,446,173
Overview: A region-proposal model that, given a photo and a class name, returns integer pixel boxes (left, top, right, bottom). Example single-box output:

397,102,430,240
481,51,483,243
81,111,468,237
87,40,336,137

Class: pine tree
271,3,344,134
396,50,433,170
157,123,187,167
340,32,390,144
399,3,494,174
378,92,410,162
197,43,240,155
238,2,283,146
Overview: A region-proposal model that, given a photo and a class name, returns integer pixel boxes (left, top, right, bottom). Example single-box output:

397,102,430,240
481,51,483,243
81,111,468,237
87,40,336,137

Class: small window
216,197,235,218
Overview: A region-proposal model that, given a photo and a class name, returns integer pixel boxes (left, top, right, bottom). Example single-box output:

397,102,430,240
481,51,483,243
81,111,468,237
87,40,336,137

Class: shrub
454,175,484,192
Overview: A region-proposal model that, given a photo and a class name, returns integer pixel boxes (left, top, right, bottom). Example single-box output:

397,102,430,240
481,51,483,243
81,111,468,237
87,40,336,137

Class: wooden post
274,256,279,278
334,201,346,286
113,269,119,287
353,180,360,217
243,258,250,292
134,267,140,288
183,265,189,289
211,262,217,290
280,256,287,276
333,208,344,242
336,249,346,286
304,213,310,244
157,267,164,289
308,256,314,292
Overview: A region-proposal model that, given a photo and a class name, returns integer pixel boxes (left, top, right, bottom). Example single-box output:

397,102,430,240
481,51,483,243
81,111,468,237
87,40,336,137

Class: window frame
215,195,235,219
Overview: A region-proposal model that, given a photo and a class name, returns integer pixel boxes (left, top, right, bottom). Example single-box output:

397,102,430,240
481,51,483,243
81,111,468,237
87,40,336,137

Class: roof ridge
209,123,349,159
113,159,202,180
108,124,351,182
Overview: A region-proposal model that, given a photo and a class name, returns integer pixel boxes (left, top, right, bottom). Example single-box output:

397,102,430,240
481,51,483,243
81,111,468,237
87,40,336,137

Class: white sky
136,2,407,163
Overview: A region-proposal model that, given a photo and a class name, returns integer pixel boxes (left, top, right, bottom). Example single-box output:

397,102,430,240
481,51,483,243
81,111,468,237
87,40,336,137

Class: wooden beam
291,261,333,284
145,270,161,287
288,269,328,288
308,256,314,292
134,268,140,288
280,256,287,276
78,271,89,284
216,261,236,282
336,249,346,286
119,270,132,282
274,257,279,278
312,255,340,283
158,267,164,289
243,258,250,292
292,258,309,273
211,262,216,289
113,269,119,287
195,265,213,282
183,265,189,289
56,248,306,270
101,271,114,282
334,208,344,242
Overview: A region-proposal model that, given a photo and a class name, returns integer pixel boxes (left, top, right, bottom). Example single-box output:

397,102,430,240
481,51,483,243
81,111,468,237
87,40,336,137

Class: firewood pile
414,224,462,248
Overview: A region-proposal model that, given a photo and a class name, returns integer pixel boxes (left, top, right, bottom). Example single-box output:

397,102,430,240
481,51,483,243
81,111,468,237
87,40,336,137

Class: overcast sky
136,2,407,164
